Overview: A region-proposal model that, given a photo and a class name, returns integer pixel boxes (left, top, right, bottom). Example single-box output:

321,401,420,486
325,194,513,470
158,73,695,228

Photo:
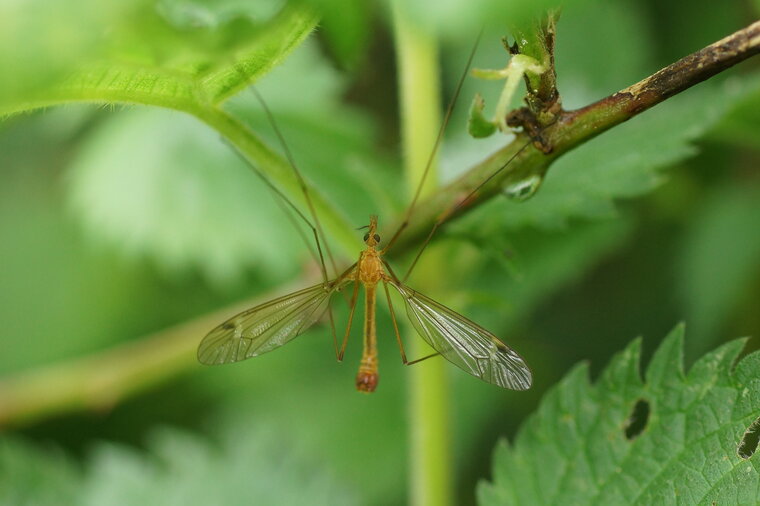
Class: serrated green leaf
65,108,303,285
0,0,317,115
199,3,318,102
65,38,394,282
0,438,80,506
81,425,356,506
644,325,685,389
0,424,355,506
0,0,359,263
478,325,760,505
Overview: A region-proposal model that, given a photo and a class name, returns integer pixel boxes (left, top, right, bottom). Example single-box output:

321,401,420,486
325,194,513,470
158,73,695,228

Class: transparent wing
198,278,352,365
390,282,532,390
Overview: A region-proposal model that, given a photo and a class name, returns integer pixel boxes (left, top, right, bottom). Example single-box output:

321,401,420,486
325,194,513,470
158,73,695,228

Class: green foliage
553,0,654,103
490,82,754,230
225,41,404,228
310,0,371,69
459,218,633,329
0,0,758,504
0,0,317,115
66,108,304,284
0,424,355,506
478,325,760,505
84,426,355,505
468,93,498,138
64,39,399,283
678,182,760,354
0,439,79,506
1,0,359,270
450,76,759,346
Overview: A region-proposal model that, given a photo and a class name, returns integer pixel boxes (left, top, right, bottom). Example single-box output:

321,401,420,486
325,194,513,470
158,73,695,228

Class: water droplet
504,175,542,201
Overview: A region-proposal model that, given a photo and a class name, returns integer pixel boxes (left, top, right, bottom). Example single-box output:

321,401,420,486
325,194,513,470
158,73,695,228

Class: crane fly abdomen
356,266,380,393
356,369,379,392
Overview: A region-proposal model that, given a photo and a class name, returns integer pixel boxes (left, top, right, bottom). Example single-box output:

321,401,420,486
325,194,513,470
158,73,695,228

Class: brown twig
549,19,760,153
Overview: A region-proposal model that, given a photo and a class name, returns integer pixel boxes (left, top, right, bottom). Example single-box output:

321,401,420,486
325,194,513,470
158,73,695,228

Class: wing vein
198,278,353,365
389,281,532,390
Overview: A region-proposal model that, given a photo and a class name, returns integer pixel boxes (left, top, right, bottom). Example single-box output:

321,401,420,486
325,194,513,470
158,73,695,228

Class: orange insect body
353,216,386,393
198,42,534,393
198,215,532,393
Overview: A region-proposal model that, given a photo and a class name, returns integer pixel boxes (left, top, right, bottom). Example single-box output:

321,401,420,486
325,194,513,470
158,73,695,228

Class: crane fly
198,215,532,392
198,35,534,393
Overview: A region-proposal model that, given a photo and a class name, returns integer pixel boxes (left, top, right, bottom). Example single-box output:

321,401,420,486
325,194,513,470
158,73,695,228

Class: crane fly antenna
250,86,339,284
221,138,327,282
272,185,320,262
382,31,483,254
402,135,536,282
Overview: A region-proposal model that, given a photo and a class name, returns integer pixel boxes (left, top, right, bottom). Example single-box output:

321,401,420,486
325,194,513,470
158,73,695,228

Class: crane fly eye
373,234,380,243
363,233,370,242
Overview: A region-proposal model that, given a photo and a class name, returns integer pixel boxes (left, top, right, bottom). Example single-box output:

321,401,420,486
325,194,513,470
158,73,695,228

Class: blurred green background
1,0,759,504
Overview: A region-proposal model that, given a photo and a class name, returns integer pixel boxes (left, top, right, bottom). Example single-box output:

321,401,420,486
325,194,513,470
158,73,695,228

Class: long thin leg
383,280,441,366
250,87,339,282
383,281,408,364
273,191,319,263
406,353,440,366
382,32,482,255
382,260,402,285
338,279,361,361
317,260,359,360
221,137,331,285
328,303,339,358
401,136,535,282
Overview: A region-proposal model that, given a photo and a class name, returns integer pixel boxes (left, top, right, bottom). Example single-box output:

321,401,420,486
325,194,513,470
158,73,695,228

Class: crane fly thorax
358,249,385,284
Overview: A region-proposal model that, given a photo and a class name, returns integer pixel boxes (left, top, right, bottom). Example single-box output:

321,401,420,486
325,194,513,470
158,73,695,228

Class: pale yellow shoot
472,54,546,132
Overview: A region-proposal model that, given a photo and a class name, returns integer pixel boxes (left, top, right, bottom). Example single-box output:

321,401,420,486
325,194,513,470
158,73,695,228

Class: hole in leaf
738,417,760,459
624,399,650,440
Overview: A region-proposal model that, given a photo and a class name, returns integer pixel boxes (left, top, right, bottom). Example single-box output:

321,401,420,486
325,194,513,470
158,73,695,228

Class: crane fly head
362,215,381,247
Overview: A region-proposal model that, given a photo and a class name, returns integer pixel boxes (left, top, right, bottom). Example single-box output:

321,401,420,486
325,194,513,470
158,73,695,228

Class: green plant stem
0,282,303,427
4,87,357,262
391,4,451,506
